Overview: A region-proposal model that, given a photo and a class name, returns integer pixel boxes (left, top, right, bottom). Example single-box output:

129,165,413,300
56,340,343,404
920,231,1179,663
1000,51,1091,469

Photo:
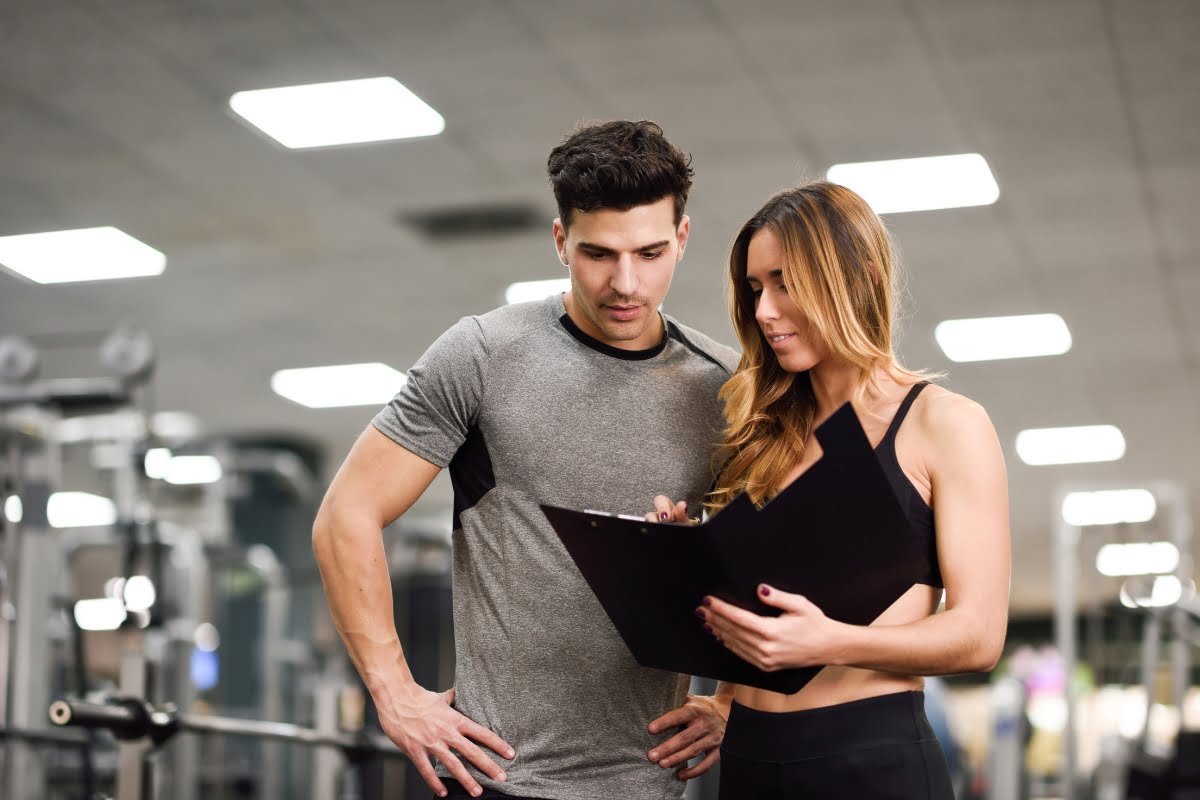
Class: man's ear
552,218,569,267
676,215,691,260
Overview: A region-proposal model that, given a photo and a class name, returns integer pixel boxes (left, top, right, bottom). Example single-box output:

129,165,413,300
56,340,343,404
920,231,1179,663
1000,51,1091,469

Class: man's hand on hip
646,693,731,781
376,684,515,798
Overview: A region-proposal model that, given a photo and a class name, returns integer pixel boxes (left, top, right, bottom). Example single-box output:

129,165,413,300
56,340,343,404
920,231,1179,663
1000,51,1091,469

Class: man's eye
587,251,607,261
641,250,663,260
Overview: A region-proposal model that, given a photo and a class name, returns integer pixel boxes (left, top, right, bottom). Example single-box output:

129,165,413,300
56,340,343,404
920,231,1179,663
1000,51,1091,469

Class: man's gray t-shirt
373,293,738,800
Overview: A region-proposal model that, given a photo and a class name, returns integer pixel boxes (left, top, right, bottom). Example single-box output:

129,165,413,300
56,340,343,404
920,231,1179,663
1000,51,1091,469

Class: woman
653,182,1010,798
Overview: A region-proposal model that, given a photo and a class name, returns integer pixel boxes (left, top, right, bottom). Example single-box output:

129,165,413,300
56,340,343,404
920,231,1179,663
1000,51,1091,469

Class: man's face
554,196,689,351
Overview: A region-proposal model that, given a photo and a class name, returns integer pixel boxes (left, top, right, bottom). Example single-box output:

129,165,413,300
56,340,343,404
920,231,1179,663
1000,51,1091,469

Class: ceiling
1,0,1197,614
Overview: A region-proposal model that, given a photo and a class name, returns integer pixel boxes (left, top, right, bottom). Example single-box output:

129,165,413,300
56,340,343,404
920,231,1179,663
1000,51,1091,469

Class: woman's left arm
702,395,1011,676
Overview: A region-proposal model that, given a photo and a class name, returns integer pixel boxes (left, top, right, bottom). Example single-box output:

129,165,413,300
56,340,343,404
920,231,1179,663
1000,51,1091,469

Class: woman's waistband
721,690,934,763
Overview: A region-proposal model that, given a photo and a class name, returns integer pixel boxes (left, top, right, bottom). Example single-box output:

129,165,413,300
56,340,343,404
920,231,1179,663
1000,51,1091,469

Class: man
313,120,738,800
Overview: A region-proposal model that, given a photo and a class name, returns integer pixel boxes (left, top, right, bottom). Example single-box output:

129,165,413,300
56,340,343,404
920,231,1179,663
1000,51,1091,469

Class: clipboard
540,402,930,694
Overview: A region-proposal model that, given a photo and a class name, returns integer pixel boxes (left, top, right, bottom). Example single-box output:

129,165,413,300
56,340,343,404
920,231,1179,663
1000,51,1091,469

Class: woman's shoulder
910,383,1001,458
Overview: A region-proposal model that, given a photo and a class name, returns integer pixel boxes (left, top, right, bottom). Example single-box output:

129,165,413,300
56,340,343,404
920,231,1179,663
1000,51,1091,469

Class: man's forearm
313,506,415,692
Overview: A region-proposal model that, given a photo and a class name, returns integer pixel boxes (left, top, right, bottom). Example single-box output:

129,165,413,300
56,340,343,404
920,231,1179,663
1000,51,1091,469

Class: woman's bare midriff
734,583,941,713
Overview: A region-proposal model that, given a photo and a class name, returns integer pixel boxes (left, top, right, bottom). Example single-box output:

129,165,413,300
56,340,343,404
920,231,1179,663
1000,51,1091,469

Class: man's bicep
324,426,443,529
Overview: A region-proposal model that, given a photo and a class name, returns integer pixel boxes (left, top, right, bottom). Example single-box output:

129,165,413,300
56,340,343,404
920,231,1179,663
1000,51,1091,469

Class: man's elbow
311,500,338,560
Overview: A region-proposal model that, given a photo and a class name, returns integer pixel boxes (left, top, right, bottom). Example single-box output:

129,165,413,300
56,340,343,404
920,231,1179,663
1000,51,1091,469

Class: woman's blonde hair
709,180,931,510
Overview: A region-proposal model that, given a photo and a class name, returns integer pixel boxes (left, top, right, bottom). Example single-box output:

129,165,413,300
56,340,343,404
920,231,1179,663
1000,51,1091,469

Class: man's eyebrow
577,239,672,254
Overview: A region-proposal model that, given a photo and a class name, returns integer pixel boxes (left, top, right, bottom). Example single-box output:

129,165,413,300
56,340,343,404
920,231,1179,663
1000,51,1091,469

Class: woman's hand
697,584,845,671
644,494,693,524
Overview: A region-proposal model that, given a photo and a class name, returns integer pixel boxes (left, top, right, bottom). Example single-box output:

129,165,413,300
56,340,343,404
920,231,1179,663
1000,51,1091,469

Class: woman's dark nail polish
660,512,669,521
702,596,712,606
694,608,705,620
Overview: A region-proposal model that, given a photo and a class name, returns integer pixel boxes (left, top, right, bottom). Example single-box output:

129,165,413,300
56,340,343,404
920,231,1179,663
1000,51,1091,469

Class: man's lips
603,304,642,321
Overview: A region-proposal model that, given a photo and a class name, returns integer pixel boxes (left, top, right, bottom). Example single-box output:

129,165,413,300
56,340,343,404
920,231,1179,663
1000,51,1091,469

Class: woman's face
745,228,827,373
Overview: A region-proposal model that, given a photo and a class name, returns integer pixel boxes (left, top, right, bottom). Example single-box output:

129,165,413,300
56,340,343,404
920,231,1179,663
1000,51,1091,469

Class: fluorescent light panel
0,227,165,284
230,77,445,149
505,278,571,305
145,449,221,484
1062,489,1156,527
74,598,127,631
164,455,222,485
1016,425,1125,465
47,491,117,529
935,313,1071,362
1120,576,1185,609
145,448,172,479
1096,542,1180,577
826,153,999,214
3,495,21,523
123,575,157,611
271,363,407,408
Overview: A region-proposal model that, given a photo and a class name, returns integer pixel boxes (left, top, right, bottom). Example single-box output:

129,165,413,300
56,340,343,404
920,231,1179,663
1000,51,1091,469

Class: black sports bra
874,382,943,589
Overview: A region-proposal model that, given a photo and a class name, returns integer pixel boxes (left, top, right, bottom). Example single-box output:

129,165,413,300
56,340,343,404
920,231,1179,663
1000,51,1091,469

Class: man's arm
645,681,734,780
313,426,513,799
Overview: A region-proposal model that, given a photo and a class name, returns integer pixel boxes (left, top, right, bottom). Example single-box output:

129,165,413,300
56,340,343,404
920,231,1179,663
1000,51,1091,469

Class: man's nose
610,254,637,297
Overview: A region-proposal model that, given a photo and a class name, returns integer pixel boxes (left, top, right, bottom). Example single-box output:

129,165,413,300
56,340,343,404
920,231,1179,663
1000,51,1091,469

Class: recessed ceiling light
1016,425,1125,465
144,448,173,479
47,491,117,528
3,495,22,523
1120,576,1186,609
229,77,445,149
935,313,1071,362
271,363,407,408
0,227,165,284
73,598,127,631
1096,542,1180,577
122,575,157,611
1061,489,1156,527
505,278,571,305
826,153,999,214
164,455,223,485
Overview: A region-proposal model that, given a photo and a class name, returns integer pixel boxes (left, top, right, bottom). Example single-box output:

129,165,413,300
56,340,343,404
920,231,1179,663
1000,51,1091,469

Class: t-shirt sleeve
371,316,488,468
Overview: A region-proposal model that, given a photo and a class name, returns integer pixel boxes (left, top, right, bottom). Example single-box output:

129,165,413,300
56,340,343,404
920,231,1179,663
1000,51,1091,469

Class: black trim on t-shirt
558,312,668,361
666,321,733,375
449,424,497,530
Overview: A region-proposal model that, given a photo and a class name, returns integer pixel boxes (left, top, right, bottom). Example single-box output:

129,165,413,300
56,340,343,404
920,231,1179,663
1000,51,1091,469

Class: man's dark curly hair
547,120,694,230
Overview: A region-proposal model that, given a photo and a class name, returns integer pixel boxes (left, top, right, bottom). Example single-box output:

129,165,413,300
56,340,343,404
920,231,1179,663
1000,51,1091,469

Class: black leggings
719,691,955,800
